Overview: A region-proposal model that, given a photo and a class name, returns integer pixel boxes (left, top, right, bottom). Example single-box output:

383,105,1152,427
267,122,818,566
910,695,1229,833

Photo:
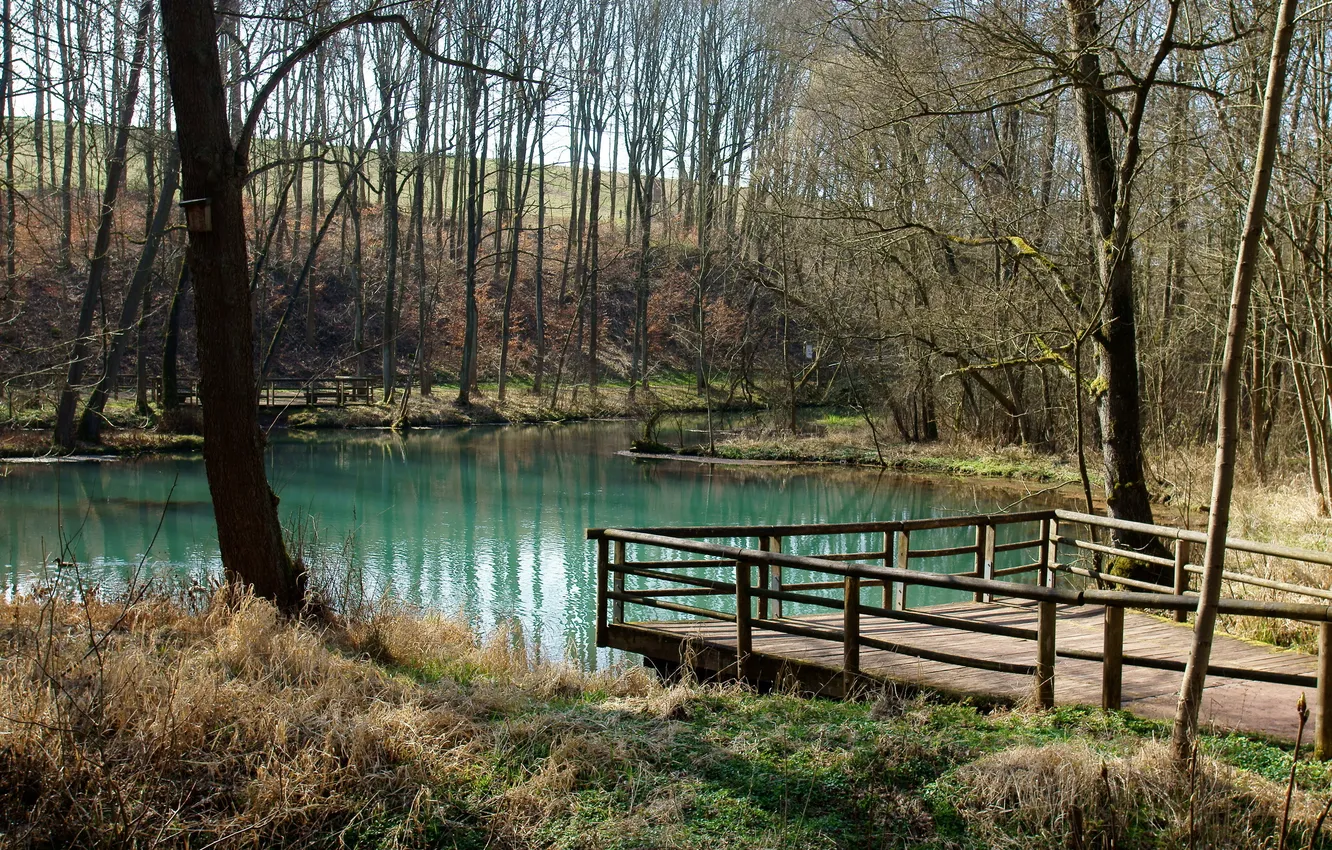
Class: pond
1,422,1068,667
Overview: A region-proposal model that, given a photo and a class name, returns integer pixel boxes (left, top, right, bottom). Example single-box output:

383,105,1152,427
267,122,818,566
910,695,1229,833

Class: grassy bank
644,414,1087,485
3,590,1329,849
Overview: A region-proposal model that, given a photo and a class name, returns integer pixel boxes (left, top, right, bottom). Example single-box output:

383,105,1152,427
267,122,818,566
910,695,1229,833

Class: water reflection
1,423,1068,666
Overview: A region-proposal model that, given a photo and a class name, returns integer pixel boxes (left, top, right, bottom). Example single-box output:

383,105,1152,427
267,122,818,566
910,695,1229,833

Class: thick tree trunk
160,0,304,612
1065,0,1161,559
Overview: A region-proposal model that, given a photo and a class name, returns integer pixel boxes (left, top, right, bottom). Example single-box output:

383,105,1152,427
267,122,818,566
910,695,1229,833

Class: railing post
974,523,996,603
1036,600,1056,709
1038,517,1052,587
595,537,609,646
764,535,783,619
613,540,626,624
1319,622,1332,759
882,530,894,608
973,524,986,603
1174,539,1191,623
736,559,753,681
1043,518,1059,588
894,530,909,610
1102,605,1124,710
843,574,860,689
757,535,770,620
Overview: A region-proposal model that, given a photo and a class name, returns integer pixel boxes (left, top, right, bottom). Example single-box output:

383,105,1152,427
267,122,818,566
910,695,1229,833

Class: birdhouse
180,198,212,232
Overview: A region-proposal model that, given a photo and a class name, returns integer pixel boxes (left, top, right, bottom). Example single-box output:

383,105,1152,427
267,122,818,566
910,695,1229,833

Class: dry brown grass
1147,445,1332,649
951,738,1322,849
0,589,659,849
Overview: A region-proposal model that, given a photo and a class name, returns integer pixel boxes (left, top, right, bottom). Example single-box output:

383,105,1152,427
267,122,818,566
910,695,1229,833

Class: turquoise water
1,423,1057,666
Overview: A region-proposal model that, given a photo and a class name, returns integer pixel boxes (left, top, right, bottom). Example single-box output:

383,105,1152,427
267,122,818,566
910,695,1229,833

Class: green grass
432,691,1328,849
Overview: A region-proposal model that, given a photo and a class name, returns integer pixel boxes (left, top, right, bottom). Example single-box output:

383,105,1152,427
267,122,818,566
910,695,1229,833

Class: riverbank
0,428,204,458
638,437,1087,484
637,415,1089,485
0,379,744,458
3,590,1327,849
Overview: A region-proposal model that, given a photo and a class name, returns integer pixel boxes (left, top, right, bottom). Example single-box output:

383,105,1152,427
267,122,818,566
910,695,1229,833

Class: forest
3,0,1332,525
9,2,1332,846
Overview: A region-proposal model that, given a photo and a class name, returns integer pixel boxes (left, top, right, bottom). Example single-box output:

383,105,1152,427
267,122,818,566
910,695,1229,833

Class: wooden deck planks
623,599,1318,741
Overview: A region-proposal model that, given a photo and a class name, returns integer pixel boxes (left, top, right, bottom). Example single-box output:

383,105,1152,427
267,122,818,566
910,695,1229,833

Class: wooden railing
260,375,375,407
588,509,1332,754
152,376,380,407
151,377,198,405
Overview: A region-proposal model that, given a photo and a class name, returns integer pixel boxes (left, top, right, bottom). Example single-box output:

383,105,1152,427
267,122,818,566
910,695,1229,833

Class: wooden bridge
588,510,1332,749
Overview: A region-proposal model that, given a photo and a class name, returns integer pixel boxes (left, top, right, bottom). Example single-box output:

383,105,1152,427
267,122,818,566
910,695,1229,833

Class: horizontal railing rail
260,375,377,407
589,509,1332,755
591,526,1332,621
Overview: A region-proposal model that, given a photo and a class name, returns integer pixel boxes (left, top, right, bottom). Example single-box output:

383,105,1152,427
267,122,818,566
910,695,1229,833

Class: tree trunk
1065,0,1162,559
498,93,535,403
78,146,180,441
53,0,152,450
160,260,187,411
55,0,74,268
457,67,485,405
1172,0,1298,761
2,0,14,281
378,66,401,403
160,0,304,612
532,113,546,395
412,50,433,397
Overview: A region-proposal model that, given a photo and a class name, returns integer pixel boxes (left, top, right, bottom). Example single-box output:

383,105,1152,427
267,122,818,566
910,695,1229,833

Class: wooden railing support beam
893,531,909,610
595,538,609,646
736,559,753,681
975,523,996,603
613,540,626,624
1319,622,1332,759
1037,600,1056,709
844,575,861,690
757,535,770,620
1038,517,1053,587
1174,540,1191,623
882,531,894,609
1103,605,1124,710
761,536,782,619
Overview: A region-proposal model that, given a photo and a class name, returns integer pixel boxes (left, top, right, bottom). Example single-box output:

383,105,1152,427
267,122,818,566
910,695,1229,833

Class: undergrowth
1,585,1329,849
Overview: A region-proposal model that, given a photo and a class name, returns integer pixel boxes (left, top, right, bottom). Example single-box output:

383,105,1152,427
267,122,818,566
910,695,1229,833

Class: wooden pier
589,510,1332,747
